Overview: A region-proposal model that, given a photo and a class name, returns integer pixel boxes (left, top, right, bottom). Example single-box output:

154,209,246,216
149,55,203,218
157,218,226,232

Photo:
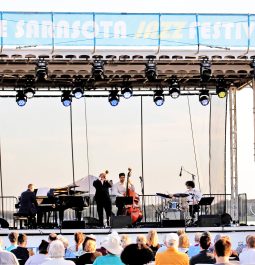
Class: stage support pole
229,85,239,223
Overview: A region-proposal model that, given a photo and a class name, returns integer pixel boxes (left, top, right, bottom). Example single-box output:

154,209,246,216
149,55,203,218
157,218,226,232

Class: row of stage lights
14,58,255,107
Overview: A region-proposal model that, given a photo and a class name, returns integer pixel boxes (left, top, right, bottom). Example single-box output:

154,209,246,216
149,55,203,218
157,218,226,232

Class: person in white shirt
0,250,19,265
239,235,255,264
112,171,135,215
185,180,202,222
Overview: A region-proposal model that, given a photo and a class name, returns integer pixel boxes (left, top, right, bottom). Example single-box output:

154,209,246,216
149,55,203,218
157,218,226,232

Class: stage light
72,78,84,99
153,89,164,106
108,90,119,106
61,91,72,107
16,91,27,107
169,77,180,98
200,59,212,82
199,90,210,106
216,78,227,98
24,78,35,99
145,59,157,81
35,59,48,80
121,82,133,99
92,59,104,80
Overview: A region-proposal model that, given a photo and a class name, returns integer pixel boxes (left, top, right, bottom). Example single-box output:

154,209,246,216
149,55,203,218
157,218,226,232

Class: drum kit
156,192,190,223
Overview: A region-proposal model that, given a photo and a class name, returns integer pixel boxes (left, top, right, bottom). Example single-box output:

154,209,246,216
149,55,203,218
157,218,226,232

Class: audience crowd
0,229,255,265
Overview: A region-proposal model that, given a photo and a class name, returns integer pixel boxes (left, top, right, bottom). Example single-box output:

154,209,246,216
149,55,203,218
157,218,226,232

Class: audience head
200,234,211,250
179,233,190,248
38,240,49,254
177,229,185,236
214,238,232,258
120,234,131,248
48,233,57,243
136,235,147,245
48,240,65,258
247,235,255,248
18,233,27,246
57,235,69,249
8,232,18,244
74,232,85,244
194,232,201,243
202,231,212,240
165,233,179,248
85,239,97,253
83,234,96,250
101,231,123,255
214,233,222,243
147,230,158,247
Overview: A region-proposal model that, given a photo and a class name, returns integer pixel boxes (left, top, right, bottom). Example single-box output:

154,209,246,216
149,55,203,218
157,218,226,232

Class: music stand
115,196,133,207
198,197,214,215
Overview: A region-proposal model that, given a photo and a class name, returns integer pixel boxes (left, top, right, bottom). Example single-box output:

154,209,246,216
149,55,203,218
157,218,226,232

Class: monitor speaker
0,218,9,228
198,215,221,227
161,219,185,227
61,220,85,229
111,216,132,228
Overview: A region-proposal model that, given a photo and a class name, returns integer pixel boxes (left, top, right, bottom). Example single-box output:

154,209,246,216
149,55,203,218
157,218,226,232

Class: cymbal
173,193,189,198
156,193,172,199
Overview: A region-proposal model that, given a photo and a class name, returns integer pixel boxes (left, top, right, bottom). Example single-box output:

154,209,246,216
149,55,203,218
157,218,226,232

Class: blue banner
0,12,254,48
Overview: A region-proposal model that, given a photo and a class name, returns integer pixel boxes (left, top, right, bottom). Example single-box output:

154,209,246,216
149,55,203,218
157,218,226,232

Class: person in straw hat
93,232,124,265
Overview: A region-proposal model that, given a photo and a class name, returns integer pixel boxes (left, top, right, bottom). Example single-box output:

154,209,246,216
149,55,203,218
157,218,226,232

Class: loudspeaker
162,219,185,227
0,218,9,228
198,215,221,227
61,220,85,229
111,216,132,228
221,213,232,226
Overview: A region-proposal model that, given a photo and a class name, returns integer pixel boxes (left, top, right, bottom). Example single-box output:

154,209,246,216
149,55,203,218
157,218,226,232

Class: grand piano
35,185,90,228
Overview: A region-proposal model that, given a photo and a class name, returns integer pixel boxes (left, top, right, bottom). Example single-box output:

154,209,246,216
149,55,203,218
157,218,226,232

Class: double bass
124,168,143,224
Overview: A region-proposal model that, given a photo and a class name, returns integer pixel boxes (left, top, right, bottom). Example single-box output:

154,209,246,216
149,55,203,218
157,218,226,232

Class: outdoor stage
0,225,254,250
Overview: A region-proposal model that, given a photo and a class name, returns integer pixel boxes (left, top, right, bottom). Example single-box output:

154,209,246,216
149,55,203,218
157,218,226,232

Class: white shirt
112,181,135,196
41,258,75,265
0,250,19,265
186,188,202,205
25,253,50,265
239,248,255,264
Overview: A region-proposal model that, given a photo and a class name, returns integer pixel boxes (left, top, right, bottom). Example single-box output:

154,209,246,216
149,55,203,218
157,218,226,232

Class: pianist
18,184,38,228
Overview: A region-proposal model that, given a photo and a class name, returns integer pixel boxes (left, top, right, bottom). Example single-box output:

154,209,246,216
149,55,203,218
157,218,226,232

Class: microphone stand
182,167,196,181
140,176,146,223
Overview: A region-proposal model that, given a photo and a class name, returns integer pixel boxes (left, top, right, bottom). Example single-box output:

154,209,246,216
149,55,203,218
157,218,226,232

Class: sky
0,0,254,200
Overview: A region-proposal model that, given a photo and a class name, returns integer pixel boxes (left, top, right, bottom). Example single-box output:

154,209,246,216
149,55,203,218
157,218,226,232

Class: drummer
185,180,202,221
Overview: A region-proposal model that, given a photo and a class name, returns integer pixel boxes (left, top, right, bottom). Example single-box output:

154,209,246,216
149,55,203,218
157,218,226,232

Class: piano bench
13,214,29,229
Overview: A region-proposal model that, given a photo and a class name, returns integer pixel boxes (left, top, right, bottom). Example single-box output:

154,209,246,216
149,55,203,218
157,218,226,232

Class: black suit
18,189,38,228
189,249,215,265
93,179,112,226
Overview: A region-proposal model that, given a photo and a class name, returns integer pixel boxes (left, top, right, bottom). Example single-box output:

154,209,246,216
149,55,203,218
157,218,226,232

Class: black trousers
189,204,200,219
96,198,112,226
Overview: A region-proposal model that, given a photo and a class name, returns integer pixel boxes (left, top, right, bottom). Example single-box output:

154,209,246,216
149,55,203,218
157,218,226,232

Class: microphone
179,166,182,177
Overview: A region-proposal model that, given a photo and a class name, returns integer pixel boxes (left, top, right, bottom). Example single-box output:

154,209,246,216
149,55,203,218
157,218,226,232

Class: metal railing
0,193,247,227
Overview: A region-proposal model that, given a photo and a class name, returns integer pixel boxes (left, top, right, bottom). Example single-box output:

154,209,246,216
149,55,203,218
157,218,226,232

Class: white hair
48,240,65,258
57,235,69,248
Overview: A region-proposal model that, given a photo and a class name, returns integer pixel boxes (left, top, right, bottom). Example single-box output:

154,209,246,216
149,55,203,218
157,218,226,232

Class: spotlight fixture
145,59,157,81
121,82,133,99
169,76,180,98
61,91,72,107
216,78,227,98
108,90,119,106
24,78,35,99
35,58,48,80
153,89,164,106
16,90,27,107
92,59,104,80
200,59,212,82
72,78,84,99
199,89,210,106
250,59,255,77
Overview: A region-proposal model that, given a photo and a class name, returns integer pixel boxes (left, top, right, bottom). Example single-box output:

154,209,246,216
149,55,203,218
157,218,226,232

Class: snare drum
169,201,179,210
